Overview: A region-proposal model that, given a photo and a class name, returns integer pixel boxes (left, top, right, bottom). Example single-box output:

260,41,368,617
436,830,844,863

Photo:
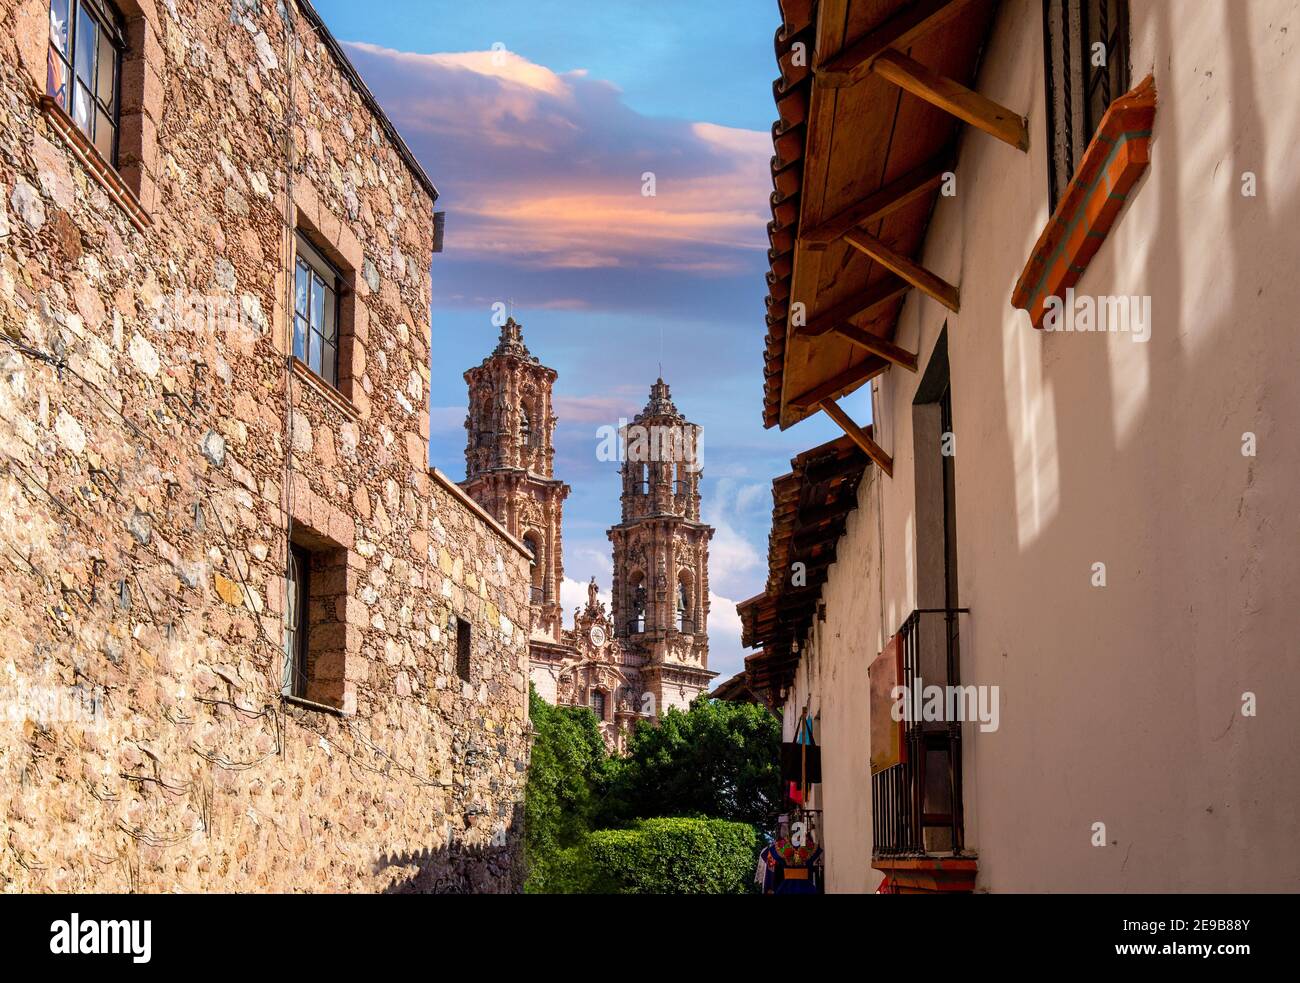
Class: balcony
871,608,976,892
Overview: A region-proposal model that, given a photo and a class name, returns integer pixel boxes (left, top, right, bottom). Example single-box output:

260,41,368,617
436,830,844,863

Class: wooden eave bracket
816,0,980,88
812,0,1027,151
787,357,889,415
795,275,910,338
872,49,1028,151
818,398,893,477
830,323,918,371
844,229,960,312
801,153,953,250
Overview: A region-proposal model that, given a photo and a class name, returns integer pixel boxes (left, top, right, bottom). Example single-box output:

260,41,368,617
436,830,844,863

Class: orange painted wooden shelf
874,855,979,893
1012,75,1157,329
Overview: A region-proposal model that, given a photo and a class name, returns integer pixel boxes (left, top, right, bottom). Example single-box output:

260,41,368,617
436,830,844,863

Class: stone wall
0,0,531,892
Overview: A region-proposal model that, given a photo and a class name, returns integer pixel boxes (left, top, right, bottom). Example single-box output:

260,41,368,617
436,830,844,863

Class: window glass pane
283,549,304,695
294,261,309,318
75,6,96,85
308,328,322,375
93,110,113,161
310,275,325,334
322,280,336,342
323,341,337,387
96,28,115,108
50,0,71,54
47,50,69,107
72,81,92,130
293,316,308,362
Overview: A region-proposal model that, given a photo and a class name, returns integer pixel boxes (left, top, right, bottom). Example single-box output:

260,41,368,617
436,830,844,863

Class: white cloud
341,42,772,272
706,591,747,685
702,477,766,600
733,480,770,515
559,575,611,621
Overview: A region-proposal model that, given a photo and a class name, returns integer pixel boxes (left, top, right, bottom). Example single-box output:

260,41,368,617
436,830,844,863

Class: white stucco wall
789,0,1300,891
782,467,885,893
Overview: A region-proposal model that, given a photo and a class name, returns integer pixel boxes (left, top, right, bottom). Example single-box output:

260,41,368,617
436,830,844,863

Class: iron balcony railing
872,607,970,859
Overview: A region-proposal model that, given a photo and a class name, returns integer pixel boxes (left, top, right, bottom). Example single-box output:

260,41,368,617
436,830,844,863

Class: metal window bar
871,607,971,858
1044,1,1130,209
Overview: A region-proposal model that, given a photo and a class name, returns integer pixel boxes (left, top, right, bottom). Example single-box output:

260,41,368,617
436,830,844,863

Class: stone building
0,0,531,892
463,324,715,750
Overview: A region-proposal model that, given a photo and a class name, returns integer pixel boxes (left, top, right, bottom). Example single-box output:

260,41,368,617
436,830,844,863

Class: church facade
463,321,716,749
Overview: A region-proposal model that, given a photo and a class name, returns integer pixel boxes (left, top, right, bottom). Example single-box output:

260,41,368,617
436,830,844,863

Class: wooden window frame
47,0,125,167
283,543,311,699
293,233,342,390
455,616,472,683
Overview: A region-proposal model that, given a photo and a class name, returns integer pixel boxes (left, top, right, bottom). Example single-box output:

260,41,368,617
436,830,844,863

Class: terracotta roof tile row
761,0,819,429
738,434,869,701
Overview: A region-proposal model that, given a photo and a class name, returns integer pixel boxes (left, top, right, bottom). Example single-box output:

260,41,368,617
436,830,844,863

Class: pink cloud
343,43,772,276
553,394,642,424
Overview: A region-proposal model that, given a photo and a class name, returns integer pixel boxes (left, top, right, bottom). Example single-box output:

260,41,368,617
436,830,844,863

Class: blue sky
312,0,873,682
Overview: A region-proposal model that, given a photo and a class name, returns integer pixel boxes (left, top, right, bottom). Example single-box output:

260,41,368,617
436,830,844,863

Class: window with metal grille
47,0,124,165
293,233,341,388
590,690,606,719
455,617,472,683
1042,0,1130,209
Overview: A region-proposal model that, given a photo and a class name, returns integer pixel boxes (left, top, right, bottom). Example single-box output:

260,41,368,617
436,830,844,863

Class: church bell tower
608,379,717,711
462,319,569,643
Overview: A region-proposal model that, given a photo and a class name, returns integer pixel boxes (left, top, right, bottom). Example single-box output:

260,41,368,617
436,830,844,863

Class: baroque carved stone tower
462,319,569,642
609,379,716,712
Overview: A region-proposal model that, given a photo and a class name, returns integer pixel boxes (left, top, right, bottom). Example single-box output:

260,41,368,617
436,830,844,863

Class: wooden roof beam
816,0,980,88
788,356,889,412
830,323,919,371
819,398,894,477
801,153,952,250
871,49,1029,151
795,275,910,338
843,228,960,312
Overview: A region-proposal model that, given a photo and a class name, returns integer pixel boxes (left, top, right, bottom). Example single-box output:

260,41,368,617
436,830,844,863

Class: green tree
599,697,781,827
523,685,609,892
584,818,759,894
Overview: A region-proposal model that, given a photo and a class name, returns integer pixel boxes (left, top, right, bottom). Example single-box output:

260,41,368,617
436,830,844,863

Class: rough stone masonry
0,0,532,892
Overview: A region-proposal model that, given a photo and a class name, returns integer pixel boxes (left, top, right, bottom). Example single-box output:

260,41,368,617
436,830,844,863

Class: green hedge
582,818,759,894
